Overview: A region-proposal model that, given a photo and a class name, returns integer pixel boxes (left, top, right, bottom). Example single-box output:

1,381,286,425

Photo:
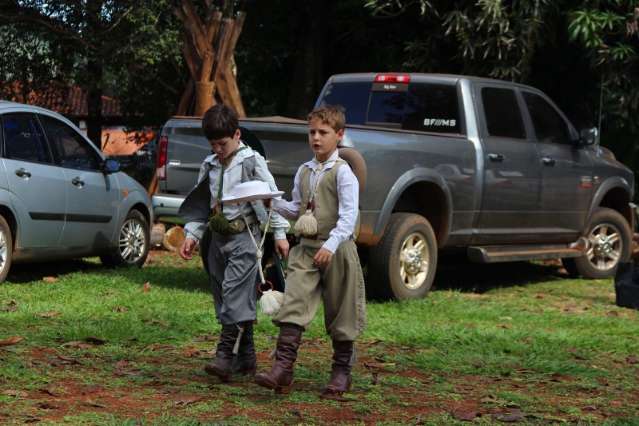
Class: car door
521,91,593,242
474,85,542,244
0,113,66,248
38,114,120,251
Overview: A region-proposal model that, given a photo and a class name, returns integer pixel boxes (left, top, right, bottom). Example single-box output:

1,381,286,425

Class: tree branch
0,6,91,48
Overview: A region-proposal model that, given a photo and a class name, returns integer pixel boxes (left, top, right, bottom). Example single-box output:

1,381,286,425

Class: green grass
1,253,638,424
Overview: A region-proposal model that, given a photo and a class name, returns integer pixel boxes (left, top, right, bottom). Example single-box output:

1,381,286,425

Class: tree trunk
286,0,327,118
86,54,103,147
194,81,216,116
86,0,104,146
175,2,245,116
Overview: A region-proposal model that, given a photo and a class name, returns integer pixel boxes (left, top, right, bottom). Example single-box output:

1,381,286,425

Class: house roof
1,81,122,118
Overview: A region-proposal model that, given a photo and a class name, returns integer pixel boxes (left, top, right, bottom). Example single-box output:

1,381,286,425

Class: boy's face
209,129,241,162
308,118,343,162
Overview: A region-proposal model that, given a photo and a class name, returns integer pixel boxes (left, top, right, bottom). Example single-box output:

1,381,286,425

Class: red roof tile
1,81,122,117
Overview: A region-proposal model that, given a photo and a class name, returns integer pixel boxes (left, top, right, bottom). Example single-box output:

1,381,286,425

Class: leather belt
211,214,258,235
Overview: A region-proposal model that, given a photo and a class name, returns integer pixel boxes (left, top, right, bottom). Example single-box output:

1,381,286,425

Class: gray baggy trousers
205,226,260,325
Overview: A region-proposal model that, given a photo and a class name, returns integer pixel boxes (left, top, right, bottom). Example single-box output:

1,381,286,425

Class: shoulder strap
241,152,257,182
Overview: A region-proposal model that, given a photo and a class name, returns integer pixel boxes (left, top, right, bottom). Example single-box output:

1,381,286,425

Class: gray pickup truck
153,73,634,300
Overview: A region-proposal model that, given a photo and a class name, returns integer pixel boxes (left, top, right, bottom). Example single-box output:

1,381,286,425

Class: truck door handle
488,153,505,162
15,168,31,178
71,177,84,187
541,157,556,166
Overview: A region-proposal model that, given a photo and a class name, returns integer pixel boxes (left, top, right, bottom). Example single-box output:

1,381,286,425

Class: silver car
0,101,153,282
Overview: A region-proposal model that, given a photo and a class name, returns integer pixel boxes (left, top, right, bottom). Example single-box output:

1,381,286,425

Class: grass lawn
0,249,638,425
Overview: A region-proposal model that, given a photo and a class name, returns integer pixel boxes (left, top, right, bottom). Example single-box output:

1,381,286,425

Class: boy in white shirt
255,105,366,398
179,104,289,382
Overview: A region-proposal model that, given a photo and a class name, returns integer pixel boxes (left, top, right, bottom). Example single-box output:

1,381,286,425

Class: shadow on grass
433,257,567,293
7,259,104,283
6,250,569,297
6,255,211,293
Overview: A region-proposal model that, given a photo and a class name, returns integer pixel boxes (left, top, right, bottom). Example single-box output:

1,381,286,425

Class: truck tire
338,147,367,193
368,213,437,300
0,216,13,283
100,210,150,268
562,207,631,279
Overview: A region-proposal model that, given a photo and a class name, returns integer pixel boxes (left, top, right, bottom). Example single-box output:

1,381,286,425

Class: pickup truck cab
154,73,634,299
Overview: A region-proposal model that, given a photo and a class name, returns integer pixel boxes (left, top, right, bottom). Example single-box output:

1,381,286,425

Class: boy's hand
179,238,198,260
274,238,289,259
313,248,333,269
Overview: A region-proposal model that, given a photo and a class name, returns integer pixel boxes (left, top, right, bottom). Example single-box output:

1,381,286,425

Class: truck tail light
156,134,168,180
374,73,411,84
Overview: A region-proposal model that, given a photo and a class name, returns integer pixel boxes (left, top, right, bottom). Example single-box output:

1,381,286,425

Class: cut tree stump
150,223,165,247
163,226,186,252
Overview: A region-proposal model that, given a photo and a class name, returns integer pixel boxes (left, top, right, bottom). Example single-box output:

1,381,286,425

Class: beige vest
299,159,359,241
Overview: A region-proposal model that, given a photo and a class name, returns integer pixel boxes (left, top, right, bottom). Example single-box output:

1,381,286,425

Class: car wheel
368,213,438,300
0,216,13,283
562,207,631,279
101,210,150,268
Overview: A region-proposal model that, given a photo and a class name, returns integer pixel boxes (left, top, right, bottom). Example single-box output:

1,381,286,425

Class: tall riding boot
204,324,240,382
320,340,354,399
254,323,303,394
232,321,257,376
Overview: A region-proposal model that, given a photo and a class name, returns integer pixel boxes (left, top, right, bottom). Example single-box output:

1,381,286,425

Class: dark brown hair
202,104,239,140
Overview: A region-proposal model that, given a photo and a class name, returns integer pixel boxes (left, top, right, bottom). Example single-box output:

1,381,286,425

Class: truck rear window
319,82,371,125
318,81,462,134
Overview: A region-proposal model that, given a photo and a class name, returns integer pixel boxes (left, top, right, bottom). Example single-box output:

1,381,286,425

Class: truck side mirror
103,158,121,174
578,127,598,146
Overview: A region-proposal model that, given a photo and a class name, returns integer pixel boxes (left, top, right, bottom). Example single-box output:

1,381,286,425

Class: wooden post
175,2,246,116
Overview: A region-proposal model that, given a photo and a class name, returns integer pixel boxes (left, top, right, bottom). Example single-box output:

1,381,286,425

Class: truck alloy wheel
399,232,430,289
0,216,13,283
586,223,623,271
101,210,150,268
562,207,631,279
369,213,438,300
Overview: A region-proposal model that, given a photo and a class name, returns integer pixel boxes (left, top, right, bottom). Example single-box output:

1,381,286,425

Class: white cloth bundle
293,209,318,237
259,289,285,316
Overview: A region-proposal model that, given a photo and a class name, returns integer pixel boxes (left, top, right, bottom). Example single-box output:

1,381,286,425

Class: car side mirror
578,127,598,146
103,158,120,174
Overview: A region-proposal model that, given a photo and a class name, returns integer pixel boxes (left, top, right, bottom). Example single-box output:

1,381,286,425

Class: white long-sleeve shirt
184,142,289,240
272,149,359,253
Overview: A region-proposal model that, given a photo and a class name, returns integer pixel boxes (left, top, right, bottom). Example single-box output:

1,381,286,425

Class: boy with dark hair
179,104,289,382
255,105,366,398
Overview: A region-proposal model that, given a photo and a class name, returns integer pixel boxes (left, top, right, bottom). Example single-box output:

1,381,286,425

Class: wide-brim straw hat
221,180,284,204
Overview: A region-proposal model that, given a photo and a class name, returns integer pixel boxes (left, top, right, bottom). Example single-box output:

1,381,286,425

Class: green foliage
366,0,558,81
0,1,184,125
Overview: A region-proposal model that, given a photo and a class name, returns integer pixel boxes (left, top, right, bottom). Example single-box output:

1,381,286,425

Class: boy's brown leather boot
204,324,240,382
320,340,354,399
232,321,256,376
254,323,303,394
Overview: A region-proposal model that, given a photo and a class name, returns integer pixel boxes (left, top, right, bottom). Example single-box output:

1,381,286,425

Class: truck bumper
152,193,185,222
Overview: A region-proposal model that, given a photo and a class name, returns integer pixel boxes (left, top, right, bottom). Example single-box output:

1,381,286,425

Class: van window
403,83,461,133
1,113,52,164
39,115,101,170
318,80,462,134
367,89,405,126
367,82,461,133
523,92,572,144
481,87,526,139
318,82,371,125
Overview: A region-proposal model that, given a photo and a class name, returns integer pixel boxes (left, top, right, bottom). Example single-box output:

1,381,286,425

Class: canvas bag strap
215,146,248,212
